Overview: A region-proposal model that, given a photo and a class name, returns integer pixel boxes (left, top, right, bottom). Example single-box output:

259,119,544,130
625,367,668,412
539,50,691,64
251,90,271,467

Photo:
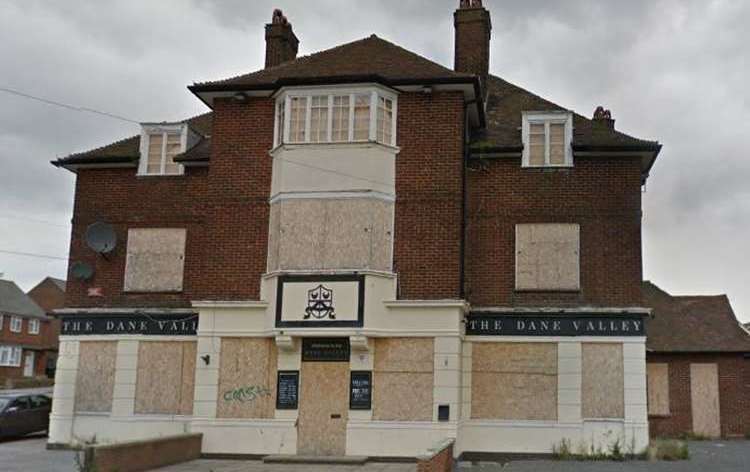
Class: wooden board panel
373,338,433,372
690,363,721,438
75,341,117,413
372,338,434,421
216,338,277,419
582,343,624,419
180,342,197,415
471,342,557,420
647,363,670,416
297,362,349,456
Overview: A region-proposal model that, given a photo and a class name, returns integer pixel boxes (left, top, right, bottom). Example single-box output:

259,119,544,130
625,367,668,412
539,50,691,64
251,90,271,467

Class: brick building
48,2,662,458
27,277,66,377
644,282,750,438
0,279,57,383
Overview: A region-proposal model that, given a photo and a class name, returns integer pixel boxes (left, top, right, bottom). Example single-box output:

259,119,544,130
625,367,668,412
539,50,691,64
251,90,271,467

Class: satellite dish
85,222,117,254
71,262,94,281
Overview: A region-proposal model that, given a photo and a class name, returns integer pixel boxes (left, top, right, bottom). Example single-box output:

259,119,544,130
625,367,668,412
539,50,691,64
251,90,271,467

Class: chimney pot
265,9,299,69
593,106,616,131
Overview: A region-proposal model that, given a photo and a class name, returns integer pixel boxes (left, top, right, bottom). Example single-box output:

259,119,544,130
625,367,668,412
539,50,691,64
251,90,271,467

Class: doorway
23,352,35,377
690,363,721,437
297,361,350,456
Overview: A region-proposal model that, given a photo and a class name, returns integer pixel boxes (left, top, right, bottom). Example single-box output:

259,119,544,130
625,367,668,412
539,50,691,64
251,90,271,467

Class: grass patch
646,439,689,461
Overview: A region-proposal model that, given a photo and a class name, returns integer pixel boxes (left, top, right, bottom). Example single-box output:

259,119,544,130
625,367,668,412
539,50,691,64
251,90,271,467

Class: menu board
349,371,372,410
276,371,299,410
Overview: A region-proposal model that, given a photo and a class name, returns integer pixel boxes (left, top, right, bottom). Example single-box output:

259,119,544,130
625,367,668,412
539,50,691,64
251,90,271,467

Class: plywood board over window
124,228,187,293
373,338,434,421
75,341,116,413
647,363,670,416
217,338,277,419
135,341,196,415
690,363,721,438
582,343,624,419
471,342,558,420
516,224,580,291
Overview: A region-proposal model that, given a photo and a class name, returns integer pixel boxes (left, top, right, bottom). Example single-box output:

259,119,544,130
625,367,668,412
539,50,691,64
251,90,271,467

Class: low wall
86,433,202,472
417,438,454,472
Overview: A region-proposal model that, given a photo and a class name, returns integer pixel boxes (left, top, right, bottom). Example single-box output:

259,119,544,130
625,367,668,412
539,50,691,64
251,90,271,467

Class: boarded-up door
690,363,721,438
297,362,349,456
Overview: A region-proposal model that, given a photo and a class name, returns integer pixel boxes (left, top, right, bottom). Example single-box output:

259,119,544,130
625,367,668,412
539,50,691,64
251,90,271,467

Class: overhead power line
0,214,70,228
0,86,140,124
0,249,68,261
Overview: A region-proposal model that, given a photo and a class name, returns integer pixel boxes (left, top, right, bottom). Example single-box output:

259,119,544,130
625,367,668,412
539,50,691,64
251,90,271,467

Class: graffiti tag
223,385,272,403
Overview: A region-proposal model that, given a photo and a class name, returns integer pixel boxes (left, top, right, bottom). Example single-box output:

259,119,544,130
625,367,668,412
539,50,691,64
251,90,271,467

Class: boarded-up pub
49,1,665,461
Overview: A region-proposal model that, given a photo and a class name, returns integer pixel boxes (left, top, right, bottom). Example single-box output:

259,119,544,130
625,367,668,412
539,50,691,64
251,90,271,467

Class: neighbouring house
27,277,66,378
644,281,750,439
0,279,56,384
47,1,662,459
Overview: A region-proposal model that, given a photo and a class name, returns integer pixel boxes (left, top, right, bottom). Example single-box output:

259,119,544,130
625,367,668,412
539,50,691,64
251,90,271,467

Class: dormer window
275,86,397,147
522,112,573,167
139,124,187,176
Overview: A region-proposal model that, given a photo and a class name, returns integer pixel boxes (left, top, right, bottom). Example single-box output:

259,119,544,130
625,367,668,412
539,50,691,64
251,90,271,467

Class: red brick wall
0,316,55,380
648,353,750,438
64,97,274,307
394,92,465,300
417,441,454,472
465,156,643,307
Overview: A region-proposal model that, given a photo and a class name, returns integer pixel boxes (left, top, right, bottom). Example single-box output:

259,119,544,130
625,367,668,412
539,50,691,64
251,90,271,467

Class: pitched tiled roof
0,280,47,319
643,281,750,353
190,35,474,91
473,75,662,153
52,112,213,168
49,277,67,292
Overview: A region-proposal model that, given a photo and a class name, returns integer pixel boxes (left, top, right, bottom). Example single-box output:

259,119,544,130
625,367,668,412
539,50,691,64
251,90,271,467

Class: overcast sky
1,0,748,322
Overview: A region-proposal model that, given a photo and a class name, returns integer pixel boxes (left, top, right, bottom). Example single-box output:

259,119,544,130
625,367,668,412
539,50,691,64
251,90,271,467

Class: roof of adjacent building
0,280,47,319
52,35,660,171
643,281,750,353
49,277,67,292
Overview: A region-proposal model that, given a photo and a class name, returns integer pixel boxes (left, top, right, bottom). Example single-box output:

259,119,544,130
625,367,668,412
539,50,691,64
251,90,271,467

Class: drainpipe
459,101,472,300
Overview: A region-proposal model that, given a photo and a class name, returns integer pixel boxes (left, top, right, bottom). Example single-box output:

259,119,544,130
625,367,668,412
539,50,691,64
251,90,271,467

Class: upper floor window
515,223,580,291
10,316,22,333
28,319,40,335
0,315,3,331
124,228,187,293
139,124,186,176
522,112,573,167
275,87,397,147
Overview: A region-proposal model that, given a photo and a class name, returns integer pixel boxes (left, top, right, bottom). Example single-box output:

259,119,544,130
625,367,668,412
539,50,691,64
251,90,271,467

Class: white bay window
275,87,397,147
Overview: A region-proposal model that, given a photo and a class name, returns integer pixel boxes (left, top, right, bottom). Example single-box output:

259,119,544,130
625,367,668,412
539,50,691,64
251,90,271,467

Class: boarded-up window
582,343,624,419
124,228,186,292
135,341,196,415
647,363,670,416
373,338,434,421
471,342,558,420
75,341,116,413
516,224,580,291
217,338,277,419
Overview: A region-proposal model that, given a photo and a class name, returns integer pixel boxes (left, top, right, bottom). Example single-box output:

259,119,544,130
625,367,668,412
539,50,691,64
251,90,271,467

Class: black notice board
302,338,350,362
349,371,372,410
276,371,299,410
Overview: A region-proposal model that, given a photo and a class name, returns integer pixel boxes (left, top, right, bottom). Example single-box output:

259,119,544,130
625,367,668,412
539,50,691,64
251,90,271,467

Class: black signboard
61,313,198,336
302,338,350,362
466,313,645,337
349,371,372,410
276,371,299,410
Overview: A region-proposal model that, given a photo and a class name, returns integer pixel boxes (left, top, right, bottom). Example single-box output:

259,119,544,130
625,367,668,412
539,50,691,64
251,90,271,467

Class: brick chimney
265,9,299,69
592,106,616,135
454,0,492,96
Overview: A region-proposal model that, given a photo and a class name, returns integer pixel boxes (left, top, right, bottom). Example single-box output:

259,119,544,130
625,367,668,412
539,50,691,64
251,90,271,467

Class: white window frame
138,123,188,176
0,345,22,367
273,85,398,147
10,316,22,333
28,319,40,335
521,111,573,168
